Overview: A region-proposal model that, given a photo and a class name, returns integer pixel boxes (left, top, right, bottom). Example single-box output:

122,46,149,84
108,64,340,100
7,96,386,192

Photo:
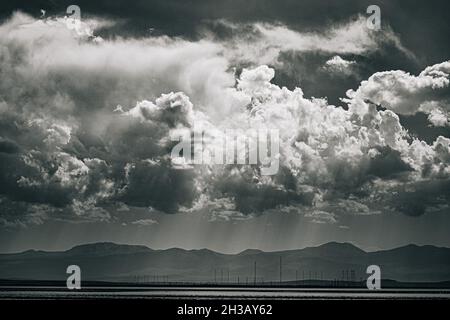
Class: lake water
1,286,450,299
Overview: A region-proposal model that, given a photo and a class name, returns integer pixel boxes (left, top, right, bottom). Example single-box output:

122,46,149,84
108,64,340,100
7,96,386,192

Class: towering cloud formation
0,12,449,227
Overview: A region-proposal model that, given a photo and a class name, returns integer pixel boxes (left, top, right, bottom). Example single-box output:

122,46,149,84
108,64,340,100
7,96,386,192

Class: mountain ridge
4,241,449,256
1,241,450,283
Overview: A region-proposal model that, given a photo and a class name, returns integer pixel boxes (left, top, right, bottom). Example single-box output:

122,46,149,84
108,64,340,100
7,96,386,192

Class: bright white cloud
323,55,356,74
345,60,450,126
131,219,158,226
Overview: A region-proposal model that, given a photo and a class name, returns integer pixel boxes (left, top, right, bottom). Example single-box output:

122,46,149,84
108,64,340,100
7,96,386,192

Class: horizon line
2,240,449,255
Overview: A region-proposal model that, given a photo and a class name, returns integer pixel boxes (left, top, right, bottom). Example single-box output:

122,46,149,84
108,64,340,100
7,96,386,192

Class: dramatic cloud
0,12,449,228
345,60,450,126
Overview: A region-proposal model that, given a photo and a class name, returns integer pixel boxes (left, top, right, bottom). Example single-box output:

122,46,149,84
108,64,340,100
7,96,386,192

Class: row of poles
131,256,359,284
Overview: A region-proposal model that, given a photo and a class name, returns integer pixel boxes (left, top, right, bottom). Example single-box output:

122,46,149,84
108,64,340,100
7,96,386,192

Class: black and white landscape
0,1,449,293
1,242,450,284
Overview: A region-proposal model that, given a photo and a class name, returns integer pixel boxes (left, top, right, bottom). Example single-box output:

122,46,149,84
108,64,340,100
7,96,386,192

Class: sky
0,0,449,253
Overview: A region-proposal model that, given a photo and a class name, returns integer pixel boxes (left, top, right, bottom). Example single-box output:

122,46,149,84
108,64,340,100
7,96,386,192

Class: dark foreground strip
0,298,448,319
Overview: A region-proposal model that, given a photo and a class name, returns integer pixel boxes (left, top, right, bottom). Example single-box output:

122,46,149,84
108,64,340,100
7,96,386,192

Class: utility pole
254,261,257,285
279,256,282,284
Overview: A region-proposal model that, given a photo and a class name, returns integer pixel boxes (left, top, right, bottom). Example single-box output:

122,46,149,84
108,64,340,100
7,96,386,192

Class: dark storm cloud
366,146,412,178
0,137,20,154
0,3,449,228
120,159,196,213
212,166,316,214
0,13,212,224
392,179,450,217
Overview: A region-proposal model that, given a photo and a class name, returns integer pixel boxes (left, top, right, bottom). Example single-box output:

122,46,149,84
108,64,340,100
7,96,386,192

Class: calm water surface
1,286,450,299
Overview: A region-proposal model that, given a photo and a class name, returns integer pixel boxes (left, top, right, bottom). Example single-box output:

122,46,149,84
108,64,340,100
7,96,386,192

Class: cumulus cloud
0,12,448,227
201,65,448,220
345,60,450,126
304,210,337,224
167,64,448,221
131,218,158,226
427,108,450,127
323,55,356,75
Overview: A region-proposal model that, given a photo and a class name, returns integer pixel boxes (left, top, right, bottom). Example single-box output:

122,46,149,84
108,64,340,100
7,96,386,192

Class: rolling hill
1,242,450,283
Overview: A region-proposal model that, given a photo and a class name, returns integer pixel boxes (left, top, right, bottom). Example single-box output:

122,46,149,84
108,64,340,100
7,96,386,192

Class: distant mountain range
1,242,450,283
